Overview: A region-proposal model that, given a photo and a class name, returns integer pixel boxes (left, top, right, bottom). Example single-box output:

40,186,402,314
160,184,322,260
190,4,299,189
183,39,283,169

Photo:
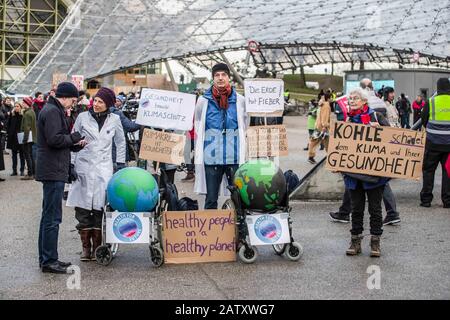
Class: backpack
284,170,300,195
177,197,199,211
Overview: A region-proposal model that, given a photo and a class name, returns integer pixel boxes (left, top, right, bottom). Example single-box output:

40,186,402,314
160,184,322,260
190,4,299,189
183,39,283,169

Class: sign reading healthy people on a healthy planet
244,79,284,113
136,88,196,131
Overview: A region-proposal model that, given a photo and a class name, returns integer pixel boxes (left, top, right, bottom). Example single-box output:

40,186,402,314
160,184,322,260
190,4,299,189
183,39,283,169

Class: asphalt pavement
0,116,449,300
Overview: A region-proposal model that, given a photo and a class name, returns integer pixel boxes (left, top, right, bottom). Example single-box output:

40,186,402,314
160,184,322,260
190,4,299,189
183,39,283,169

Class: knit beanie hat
22,97,33,108
95,87,116,108
437,78,450,95
55,82,80,98
212,63,231,78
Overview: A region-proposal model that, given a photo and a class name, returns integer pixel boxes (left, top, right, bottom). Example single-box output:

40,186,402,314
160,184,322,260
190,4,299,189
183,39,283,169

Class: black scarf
89,108,110,132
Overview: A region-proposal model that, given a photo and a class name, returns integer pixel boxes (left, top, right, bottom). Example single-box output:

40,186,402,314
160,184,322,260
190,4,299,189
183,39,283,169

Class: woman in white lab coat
66,87,126,261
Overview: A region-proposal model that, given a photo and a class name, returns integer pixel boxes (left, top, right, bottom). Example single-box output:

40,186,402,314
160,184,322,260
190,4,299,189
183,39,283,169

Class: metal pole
219,52,244,87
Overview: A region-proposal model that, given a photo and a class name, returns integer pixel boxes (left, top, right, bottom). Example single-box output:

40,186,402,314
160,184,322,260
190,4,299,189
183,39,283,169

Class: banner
136,88,196,131
163,210,236,264
106,212,150,244
326,121,426,180
247,125,288,158
71,75,84,91
139,128,186,165
246,213,290,246
244,79,284,113
52,73,67,88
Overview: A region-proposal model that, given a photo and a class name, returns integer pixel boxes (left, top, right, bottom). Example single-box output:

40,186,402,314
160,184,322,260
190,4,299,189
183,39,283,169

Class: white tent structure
8,0,450,94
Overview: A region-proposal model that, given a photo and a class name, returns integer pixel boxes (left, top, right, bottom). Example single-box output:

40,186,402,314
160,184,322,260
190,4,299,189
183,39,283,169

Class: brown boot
181,172,195,182
370,235,381,257
346,235,362,256
79,230,92,261
91,229,103,260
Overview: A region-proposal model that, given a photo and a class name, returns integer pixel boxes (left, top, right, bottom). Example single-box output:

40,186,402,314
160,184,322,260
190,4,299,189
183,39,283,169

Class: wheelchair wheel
284,242,303,261
95,245,113,266
222,199,236,210
150,245,164,268
238,245,258,264
272,244,287,256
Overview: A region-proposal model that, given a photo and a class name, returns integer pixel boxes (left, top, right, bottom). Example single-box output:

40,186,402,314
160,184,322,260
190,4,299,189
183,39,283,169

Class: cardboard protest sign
163,210,236,264
326,121,426,180
52,73,67,88
106,212,150,244
139,128,185,165
71,75,84,91
244,79,284,114
247,125,288,158
136,88,196,131
246,213,290,246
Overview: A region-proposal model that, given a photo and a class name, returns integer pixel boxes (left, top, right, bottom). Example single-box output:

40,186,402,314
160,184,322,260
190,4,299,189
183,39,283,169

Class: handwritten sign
139,128,186,165
136,88,196,131
244,79,284,113
163,210,236,264
247,125,288,158
71,75,84,91
52,73,67,88
326,121,426,180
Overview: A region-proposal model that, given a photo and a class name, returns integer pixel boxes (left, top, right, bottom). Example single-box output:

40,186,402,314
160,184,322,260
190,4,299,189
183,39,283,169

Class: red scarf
212,84,232,110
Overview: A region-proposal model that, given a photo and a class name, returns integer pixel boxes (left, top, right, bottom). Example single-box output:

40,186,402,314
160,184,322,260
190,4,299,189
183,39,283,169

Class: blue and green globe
233,160,287,211
107,167,159,212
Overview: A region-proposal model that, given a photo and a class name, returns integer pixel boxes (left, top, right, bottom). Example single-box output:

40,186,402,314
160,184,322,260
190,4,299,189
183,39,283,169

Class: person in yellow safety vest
420,78,450,208
284,89,290,103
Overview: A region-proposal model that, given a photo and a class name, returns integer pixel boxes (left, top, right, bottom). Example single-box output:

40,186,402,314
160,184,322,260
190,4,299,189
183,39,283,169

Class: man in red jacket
412,95,425,125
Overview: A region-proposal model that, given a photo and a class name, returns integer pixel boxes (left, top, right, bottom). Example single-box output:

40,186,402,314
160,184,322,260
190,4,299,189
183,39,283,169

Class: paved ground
0,116,449,300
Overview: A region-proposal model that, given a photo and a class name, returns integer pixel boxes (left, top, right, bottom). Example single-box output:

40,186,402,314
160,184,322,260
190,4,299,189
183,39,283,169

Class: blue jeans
204,164,239,209
39,181,65,266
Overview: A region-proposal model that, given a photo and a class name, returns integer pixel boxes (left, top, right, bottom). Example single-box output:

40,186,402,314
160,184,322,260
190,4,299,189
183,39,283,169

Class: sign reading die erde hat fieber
136,88,196,131
244,79,284,114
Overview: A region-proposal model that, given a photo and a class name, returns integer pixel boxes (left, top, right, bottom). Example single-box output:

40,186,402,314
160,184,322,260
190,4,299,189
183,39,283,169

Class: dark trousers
400,114,410,129
39,181,65,266
23,142,35,176
186,140,195,173
205,164,239,209
339,182,398,218
350,182,384,236
75,207,103,230
420,147,450,206
11,148,25,174
413,110,421,126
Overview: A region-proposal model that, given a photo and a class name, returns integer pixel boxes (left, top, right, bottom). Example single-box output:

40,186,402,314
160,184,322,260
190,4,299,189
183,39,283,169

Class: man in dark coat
6,102,25,176
35,82,86,274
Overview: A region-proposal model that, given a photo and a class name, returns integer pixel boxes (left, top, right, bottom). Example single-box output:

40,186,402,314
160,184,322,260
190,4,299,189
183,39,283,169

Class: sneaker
420,202,431,208
21,175,34,181
329,212,350,223
383,215,401,226
308,157,316,164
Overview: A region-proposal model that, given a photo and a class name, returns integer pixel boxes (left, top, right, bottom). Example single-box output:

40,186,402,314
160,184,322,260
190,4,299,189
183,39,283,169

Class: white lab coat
66,111,126,211
194,93,248,195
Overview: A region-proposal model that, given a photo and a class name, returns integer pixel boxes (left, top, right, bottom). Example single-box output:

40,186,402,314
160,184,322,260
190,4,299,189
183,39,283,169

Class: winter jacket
6,112,23,150
315,99,331,132
35,96,83,182
21,108,37,144
343,107,391,190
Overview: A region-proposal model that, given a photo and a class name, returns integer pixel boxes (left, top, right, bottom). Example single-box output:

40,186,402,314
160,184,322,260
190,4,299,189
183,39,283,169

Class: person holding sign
66,87,126,261
420,78,450,208
194,63,248,209
343,88,390,258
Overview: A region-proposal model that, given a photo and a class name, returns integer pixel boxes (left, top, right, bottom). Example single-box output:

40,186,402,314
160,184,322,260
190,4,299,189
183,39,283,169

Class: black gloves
68,163,78,183
70,132,83,144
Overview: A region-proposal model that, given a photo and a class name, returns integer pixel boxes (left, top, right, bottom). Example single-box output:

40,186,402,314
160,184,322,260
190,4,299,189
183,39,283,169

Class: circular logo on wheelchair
113,213,143,242
254,215,282,244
